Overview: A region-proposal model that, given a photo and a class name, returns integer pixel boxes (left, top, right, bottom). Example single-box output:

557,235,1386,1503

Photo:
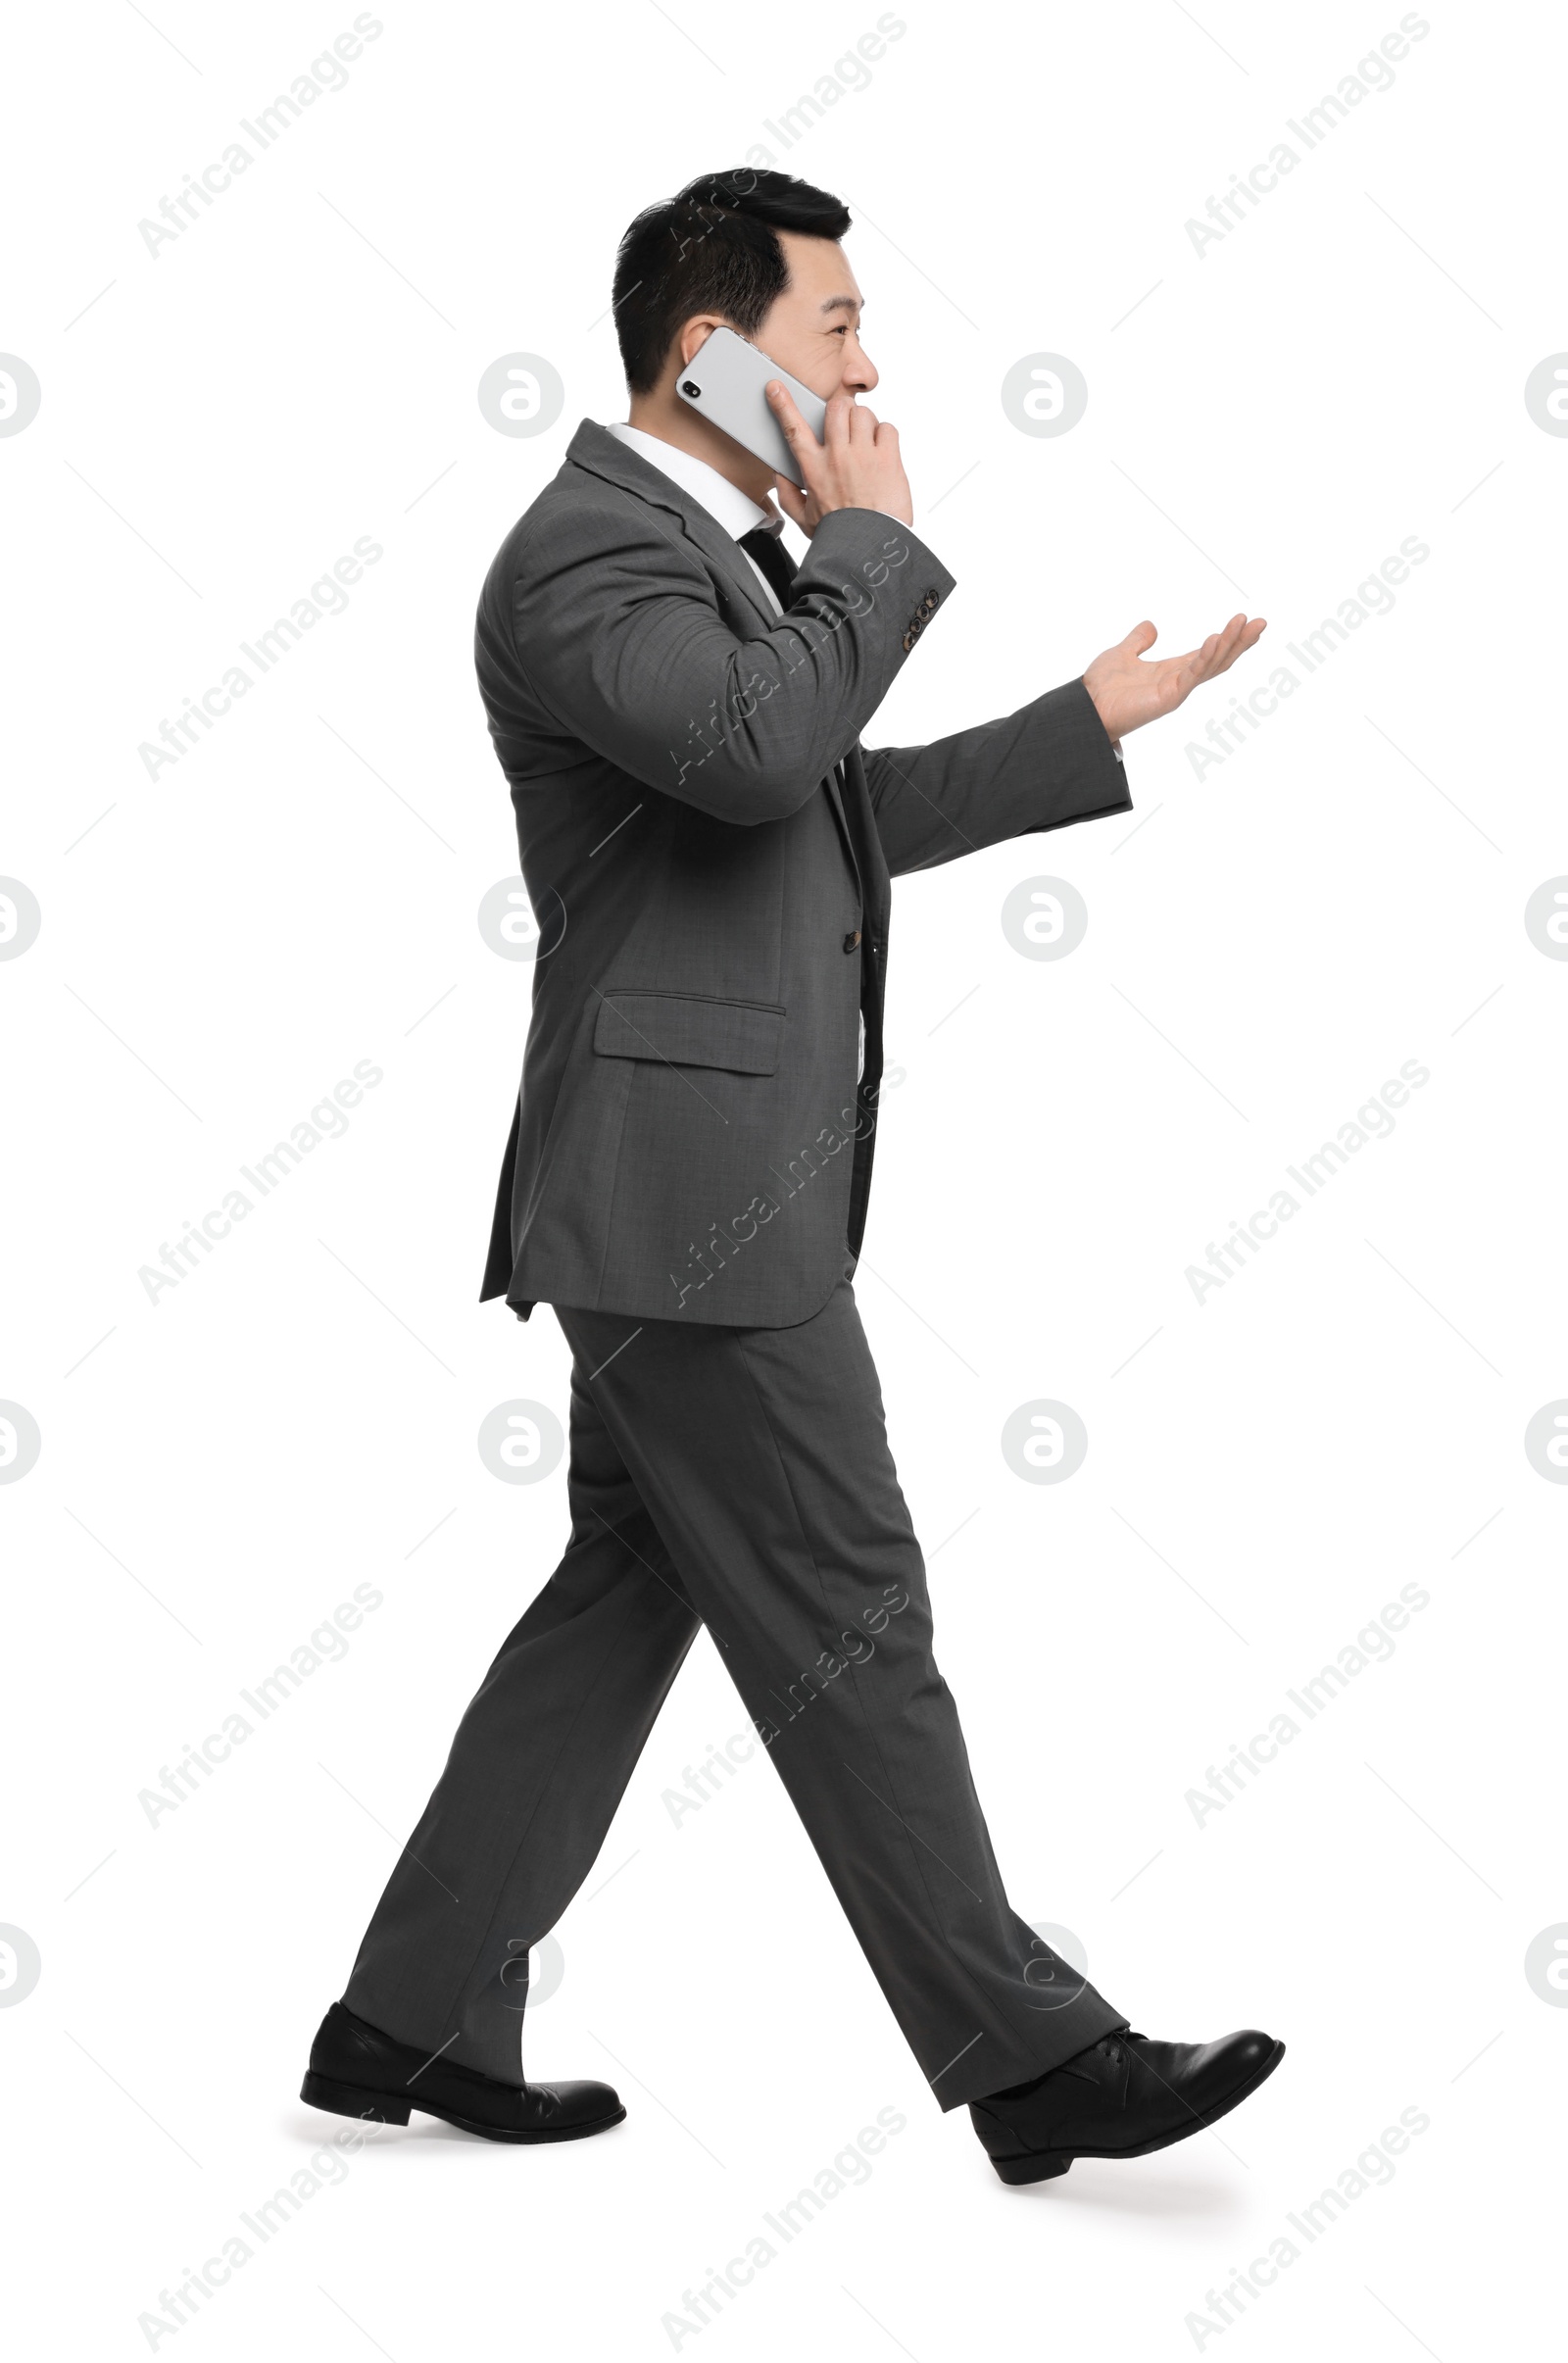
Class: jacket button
923,590,938,612
901,631,913,652
843,930,861,953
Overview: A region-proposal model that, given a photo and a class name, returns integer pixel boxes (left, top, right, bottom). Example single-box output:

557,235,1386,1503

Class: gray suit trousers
342,1272,1126,2111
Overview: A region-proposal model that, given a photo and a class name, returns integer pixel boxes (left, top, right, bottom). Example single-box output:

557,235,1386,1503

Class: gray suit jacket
476,419,1131,1328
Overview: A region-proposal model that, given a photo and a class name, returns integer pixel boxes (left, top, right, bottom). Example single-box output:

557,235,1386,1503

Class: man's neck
625,391,777,509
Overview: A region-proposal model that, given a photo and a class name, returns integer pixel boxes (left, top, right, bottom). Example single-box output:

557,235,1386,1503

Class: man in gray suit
304,171,1283,2185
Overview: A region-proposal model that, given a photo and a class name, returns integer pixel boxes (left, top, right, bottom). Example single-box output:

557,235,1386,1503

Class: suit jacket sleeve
862,675,1131,878
500,497,956,826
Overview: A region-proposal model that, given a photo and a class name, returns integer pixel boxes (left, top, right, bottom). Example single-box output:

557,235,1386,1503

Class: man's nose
844,343,878,395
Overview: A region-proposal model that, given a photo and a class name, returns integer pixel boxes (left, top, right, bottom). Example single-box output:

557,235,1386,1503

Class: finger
847,401,879,442
1153,645,1216,704
1172,634,1220,679
1164,615,1265,704
821,389,857,450
1200,615,1243,665
1204,615,1267,677
1123,619,1158,656
764,380,816,454
1192,620,1242,681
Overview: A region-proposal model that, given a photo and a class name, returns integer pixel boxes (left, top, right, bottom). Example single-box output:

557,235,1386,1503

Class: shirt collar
604,420,777,542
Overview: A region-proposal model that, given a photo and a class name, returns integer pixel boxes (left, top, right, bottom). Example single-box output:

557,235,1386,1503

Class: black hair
612,169,852,395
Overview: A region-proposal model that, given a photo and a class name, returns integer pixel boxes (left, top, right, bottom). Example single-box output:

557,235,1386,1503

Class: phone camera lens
680,380,701,398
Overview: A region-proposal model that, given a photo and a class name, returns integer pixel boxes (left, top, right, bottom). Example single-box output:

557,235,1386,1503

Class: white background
3,1,1564,2355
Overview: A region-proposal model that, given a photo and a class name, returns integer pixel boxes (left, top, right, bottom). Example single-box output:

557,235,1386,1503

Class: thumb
1124,619,1157,655
773,475,808,528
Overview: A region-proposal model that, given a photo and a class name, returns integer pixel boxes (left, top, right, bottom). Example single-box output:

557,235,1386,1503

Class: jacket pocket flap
593,991,784,1075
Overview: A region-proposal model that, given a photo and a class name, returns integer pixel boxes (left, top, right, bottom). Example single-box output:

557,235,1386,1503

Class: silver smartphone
675,325,827,487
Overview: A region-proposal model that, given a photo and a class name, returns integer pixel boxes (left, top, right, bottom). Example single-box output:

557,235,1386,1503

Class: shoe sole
300,2069,627,2144
990,2039,1287,2187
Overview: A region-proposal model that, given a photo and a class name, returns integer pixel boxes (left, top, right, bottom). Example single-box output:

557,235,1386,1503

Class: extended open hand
1083,615,1267,745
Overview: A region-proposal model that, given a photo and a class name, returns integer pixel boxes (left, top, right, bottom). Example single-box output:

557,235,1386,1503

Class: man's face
751,231,877,401
674,230,877,402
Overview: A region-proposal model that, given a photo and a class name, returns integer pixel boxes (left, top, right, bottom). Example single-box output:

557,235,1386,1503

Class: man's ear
676,316,726,369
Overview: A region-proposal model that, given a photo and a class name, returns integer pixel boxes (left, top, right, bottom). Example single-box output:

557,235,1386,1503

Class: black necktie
737,523,797,611
741,518,871,961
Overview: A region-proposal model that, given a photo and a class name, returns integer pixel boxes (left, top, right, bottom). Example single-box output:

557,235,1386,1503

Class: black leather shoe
970,2027,1284,2186
301,2001,625,2144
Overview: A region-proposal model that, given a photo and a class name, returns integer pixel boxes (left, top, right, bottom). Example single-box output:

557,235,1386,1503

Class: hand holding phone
675,325,824,484
763,381,913,536
674,323,912,533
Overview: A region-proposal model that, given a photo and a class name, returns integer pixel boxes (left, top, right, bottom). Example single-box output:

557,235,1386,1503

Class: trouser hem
933,1996,1132,2115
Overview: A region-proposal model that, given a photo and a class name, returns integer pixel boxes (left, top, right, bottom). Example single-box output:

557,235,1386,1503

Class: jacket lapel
565,419,777,634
